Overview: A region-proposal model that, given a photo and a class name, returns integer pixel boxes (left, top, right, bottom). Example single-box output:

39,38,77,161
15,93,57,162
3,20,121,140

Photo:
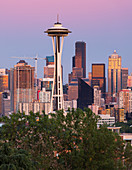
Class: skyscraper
127,73,132,88
92,64,106,98
44,56,54,78
10,60,35,112
108,50,121,96
121,68,128,89
68,41,86,84
0,69,9,92
77,78,94,110
75,41,86,78
0,69,10,115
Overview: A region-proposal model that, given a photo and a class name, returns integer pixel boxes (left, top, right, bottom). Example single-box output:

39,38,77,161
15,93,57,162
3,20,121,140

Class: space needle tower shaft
45,19,71,111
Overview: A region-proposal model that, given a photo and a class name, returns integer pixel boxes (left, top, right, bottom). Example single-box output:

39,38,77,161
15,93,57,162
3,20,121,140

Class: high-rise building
92,63,106,98
68,41,86,84
39,88,51,103
68,78,90,101
121,68,128,89
10,60,35,112
46,55,54,66
88,72,92,86
118,89,132,113
93,86,101,107
0,69,9,92
0,69,10,115
2,90,11,116
77,78,94,110
44,65,54,78
44,55,54,78
127,73,132,88
72,56,75,68
75,41,86,78
108,50,122,96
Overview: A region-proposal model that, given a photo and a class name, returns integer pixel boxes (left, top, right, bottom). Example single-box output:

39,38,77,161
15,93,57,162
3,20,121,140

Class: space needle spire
45,19,71,112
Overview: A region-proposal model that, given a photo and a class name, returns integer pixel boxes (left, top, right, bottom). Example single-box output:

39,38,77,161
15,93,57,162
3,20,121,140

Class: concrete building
108,50,122,97
41,78,53,91
64,100,77,110
93,86,101,107
46,55,54,66
92,64,106,99
127,73,132,88
121,68,128,89
117,108,125,122
10,60,35,112
68,78,90,101
118,89,132,113
88,104,99,115
0,69,9,92
97,114,115,126
77,78,94,110
0,69,10,115
2,90,11,116
88,72,92,86
19,102,50,115
75,41,86,78
44,65,54,78
39,88,51,103
68,41,86,84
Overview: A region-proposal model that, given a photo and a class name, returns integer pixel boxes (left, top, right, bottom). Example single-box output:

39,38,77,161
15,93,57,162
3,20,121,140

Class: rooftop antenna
57,14,59,23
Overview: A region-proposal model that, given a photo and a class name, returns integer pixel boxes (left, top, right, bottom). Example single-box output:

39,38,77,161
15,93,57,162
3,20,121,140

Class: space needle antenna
57,14,59,23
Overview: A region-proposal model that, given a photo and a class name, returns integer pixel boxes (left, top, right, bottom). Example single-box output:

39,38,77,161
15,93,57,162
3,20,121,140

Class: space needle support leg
50,36,56,112
60,36,64,109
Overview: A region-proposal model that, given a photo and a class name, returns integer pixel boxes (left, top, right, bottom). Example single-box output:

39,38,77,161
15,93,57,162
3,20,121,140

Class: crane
12,54,46,100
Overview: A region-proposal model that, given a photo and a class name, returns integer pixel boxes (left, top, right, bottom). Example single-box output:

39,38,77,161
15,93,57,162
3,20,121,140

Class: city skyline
0,0,132,84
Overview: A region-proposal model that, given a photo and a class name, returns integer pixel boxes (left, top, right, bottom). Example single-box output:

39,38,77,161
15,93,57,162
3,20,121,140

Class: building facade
108,50,122,97
93,86,101,107
127,73,132,88
92,63,106,98
121,68,128,89
68,78,90,101
118,89,132,113
77,78,94,110
75,41,86,78
10,60,35,112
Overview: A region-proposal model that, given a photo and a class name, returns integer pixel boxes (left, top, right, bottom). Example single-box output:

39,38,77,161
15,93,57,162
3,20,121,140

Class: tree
0,108,131,169
0,143,36,170
50,108,125,169
124,143,132,170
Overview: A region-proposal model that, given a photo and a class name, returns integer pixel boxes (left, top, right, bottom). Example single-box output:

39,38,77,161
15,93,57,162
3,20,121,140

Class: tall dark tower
75,41,86,78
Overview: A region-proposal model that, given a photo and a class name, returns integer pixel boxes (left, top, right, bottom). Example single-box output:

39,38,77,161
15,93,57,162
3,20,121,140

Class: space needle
45,18,71,112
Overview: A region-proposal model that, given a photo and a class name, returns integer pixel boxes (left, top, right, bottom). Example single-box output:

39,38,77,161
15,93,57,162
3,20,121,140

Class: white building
97,114,115,126
39,88,51,103
64,100,77,110
19,102,50,115
88,104,99,115
93,86,101,107
118,89,132,113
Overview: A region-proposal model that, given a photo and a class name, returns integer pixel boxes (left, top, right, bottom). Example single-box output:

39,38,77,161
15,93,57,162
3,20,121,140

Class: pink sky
0,0,132,83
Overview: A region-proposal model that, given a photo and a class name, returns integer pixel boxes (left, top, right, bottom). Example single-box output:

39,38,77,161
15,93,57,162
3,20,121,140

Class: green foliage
114,120,132,133
0,108,131,169
0,143,36,170
124,143,132,170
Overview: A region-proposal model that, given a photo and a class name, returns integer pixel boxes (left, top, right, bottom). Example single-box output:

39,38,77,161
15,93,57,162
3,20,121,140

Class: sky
0,0,132,84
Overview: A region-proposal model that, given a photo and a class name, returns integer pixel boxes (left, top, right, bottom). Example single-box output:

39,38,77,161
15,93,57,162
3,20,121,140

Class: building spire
57,14,59,23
